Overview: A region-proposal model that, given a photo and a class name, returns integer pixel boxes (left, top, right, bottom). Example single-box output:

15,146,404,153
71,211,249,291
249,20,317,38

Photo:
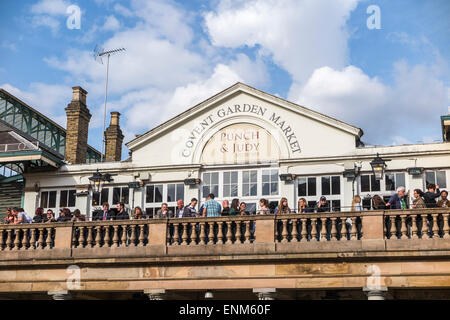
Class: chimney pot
110,112,120,126
72,86,88,105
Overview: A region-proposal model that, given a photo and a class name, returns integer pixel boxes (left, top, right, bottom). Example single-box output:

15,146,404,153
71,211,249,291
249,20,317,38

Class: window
146,185,163,203
331,200,341,212
425,170,447,188
203,172,219,197
167,183,184,202
59,189,76,207
40,191,57,208
262,169,279,196
113,187,129,204
360,174,380,192
223,171,238,197
321,176,340,195
92,188,109,206
298,177,316,197
242,170,257,197
385,173,405,191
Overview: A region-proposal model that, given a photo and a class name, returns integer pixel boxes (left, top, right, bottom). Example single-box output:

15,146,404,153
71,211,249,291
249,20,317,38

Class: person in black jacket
32,207,45,223
114,202,130,220
423,183,440,208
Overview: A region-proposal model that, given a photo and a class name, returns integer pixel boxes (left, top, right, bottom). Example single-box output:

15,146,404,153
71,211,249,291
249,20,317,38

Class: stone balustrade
1,208,449,254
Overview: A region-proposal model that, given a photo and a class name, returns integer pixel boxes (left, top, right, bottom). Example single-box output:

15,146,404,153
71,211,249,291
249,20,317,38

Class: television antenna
93,45,126,162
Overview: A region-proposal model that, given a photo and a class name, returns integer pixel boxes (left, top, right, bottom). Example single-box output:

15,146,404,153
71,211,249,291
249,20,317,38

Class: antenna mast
93,46,126,162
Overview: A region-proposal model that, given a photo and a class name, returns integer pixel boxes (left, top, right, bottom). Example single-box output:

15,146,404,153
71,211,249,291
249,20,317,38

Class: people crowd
3,184,449,224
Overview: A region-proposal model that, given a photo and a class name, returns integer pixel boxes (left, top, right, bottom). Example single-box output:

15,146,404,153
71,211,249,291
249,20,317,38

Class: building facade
21,83,450,218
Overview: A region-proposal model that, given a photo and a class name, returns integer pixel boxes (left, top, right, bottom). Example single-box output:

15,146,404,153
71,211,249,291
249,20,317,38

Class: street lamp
370,153,390,180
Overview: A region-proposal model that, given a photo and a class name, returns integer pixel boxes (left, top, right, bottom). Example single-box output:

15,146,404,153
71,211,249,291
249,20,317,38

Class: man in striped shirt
202,193,222,217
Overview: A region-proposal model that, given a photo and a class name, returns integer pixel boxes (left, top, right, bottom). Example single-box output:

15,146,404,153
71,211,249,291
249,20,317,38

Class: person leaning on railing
257,198,270,214
44,210,56,223
411,189,427,209
437,190,450,208
4,208,14,224
154,203,174,219
32,207,45,223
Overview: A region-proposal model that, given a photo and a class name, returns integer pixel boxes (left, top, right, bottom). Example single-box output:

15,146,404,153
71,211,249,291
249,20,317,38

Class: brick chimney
105,111,124,161
64,86,91,164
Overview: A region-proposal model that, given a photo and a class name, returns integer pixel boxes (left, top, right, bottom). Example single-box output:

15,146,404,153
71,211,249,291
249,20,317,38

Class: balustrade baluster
87,226,94,247
421,216,429,239
71,226,78,248
121,225,128,247
292,219,299,242
30,228,37,249
0,230,5,250
311,218,318,241
138,224,146,246
432,214,440,239
226,221,232,244
181,223,189,245
192,223,199,245
37,228,44,249
281,220,288,243
94,226,101,247
400,216,407,239
300,218,308,242
443,213,450,239
173,223,180,246
199,222,206,245
217,221,224,244
13,228,21,250
235,221,242,244
112,225,119,247
242,221,250,244
79,227,86,248
329,218,337,241
208,222,215,244
350,217,357,240
45,228,53,249
411,215,419,239
129,224,137,247
19,228,27,250
104,226,111,247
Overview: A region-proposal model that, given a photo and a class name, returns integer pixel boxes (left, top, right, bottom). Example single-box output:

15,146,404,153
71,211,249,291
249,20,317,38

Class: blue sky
0,0,449,158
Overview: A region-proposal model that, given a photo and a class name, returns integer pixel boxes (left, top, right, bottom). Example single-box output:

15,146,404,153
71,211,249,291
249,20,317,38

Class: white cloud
295,62,449,145
31,15,61,34
1,41,17,52
228,53,269,88
101,15,121,31
205,0,359,92
0,83,72,122
31,0,70,15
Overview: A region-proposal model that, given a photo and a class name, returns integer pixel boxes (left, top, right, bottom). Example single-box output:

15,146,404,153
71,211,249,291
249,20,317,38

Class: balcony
1,208,450,299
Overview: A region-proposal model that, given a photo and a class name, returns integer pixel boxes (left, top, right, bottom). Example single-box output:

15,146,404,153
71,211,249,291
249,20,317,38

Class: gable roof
126,82,363,151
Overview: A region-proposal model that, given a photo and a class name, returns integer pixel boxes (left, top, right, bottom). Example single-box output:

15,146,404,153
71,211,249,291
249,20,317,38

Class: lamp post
370,153,390,180
344,162,362,198
88,169,103,194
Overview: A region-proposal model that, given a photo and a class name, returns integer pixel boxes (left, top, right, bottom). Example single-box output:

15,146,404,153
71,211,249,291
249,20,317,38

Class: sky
0,0,449,158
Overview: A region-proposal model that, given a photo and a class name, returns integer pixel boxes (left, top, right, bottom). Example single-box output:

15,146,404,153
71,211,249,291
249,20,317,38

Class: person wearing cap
315,196,330,213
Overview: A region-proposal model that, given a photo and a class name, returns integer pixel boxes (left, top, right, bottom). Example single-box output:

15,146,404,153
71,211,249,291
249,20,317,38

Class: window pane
211,172,219,184
122,188,129,204
60,190,68,207
262,170,270,182
331,176,340,195
113,187,120,204
385,174,395,191
176,184,184,201
212,185,219,197
101,188,109,204
361,175,370,192
246,203,256,215
307,178,316,196
371,175,380,191
223,172,230,184
68,190,76,207
270,182,278,195
250,170,257,182
223,185,230,198
262,183,269,195
40,191,48,208
146,185,154,203
298,178,307,196
231,171,238,183
203,186,210,198
92,191,100,206
203,173,210,185
321,177,330,195
425,172,435,186
231,184,238,197
250,183,257,196
242,184,249,197
49,191,57,208
243,171,249,182
271,170,278,182
437,171,447,188
167,184,175,202
396,173,405,189
155,185,163,202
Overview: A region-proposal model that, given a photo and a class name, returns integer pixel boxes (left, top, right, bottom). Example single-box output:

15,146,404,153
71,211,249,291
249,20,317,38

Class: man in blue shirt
203,193,222,217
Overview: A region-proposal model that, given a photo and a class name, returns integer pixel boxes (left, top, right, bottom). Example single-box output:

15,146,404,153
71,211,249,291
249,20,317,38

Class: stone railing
1,208,449,254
